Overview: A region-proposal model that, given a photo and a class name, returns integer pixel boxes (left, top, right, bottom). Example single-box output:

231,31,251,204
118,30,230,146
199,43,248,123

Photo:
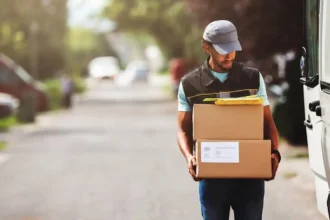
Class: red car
0,53,48,112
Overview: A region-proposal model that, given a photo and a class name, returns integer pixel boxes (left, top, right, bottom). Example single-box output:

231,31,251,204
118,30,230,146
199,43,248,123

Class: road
0,80,326,220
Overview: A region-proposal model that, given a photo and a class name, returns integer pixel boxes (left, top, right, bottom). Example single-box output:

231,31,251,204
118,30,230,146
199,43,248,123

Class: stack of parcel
193,91,272,179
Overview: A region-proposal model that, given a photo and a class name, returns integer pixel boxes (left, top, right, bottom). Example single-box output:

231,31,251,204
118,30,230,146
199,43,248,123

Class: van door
301,0,329,218
319,0,330,217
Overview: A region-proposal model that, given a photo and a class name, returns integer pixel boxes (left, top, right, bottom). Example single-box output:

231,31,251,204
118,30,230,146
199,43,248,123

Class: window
0,63,21,85
306,0,320,77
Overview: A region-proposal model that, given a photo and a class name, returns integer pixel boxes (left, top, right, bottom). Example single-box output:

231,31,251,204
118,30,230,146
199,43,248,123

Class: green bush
158,69,169,75
72,76,87,94
43,76,86,111
43,79,62,111
0,116,17,132
0,141,6,151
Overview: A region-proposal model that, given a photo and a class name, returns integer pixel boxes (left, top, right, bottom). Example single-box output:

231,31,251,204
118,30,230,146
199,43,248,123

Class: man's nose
225,54,234,60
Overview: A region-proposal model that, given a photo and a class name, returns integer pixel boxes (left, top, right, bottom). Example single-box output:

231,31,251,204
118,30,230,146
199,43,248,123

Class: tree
103,0,203,61
65,28,120,75
185,0,302,60
0,0,68,79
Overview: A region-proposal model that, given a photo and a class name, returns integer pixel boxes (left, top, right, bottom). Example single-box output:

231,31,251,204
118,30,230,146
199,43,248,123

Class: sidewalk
0,108,72,146
278,141,315,191
0,94,85,145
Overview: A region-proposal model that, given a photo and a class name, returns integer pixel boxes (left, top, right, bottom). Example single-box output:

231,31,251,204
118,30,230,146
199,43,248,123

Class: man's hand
177,111,199,181
187,155,200,181
263,105,280,181
266,153,280,181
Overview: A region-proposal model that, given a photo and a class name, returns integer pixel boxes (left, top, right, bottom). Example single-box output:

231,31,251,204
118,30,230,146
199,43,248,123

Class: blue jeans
199,179,265,220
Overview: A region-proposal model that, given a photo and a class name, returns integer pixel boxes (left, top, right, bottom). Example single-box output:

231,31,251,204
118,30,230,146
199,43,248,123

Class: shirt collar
202,57,240,87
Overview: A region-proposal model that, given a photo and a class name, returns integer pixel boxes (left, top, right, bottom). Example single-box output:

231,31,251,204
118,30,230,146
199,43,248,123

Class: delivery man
177,20,281,220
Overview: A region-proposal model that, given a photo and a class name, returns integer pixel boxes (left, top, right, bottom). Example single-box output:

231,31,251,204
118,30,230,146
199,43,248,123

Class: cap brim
212,41,242,55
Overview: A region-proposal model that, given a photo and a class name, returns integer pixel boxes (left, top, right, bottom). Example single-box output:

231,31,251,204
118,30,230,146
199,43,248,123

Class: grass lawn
0,141,7,151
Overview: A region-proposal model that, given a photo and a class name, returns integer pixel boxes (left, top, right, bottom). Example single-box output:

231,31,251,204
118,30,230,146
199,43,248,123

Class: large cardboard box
193,104,263,140
195,139,272,179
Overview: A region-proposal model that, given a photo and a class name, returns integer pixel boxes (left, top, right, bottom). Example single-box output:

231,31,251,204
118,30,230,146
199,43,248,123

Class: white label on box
201,142,239,163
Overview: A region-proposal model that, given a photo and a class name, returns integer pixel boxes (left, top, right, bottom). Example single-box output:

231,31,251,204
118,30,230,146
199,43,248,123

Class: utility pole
29,20,39,79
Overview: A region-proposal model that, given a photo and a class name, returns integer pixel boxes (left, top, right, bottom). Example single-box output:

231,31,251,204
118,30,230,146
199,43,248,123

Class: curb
0,108,70,145
0,93,84,144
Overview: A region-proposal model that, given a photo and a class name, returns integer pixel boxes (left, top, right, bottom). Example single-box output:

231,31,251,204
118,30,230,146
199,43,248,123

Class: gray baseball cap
203,20,242,55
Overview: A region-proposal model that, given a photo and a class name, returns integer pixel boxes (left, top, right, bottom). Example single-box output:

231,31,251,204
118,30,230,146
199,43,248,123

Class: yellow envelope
214,96,264,106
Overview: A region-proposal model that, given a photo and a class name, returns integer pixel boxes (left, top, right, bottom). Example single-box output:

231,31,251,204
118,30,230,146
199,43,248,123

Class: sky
67,0,114,31
66,0,164,65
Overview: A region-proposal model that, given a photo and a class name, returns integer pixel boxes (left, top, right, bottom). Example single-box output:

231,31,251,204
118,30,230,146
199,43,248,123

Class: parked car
0,53,49,112
88,56,121,80
124,60,150,82
0,92,19,119
114,60,150,86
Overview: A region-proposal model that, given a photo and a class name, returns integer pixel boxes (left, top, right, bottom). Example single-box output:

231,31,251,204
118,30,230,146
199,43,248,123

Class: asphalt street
0,80,326,220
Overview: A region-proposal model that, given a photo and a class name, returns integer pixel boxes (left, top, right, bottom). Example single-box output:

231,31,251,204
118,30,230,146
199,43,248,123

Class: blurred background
0,0,305,145
0,0,321,220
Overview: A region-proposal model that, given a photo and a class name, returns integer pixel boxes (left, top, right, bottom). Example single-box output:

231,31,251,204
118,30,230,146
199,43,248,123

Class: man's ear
202,42,210,55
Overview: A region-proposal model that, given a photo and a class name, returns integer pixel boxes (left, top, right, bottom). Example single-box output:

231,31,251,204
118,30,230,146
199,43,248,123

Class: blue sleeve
257,72,270,106
177,81,192,111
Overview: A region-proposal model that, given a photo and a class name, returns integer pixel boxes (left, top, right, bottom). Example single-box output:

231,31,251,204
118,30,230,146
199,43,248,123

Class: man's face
203,43,236,71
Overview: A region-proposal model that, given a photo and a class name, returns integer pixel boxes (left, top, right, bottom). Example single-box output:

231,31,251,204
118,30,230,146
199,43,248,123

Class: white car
0,92,19,118
88,56,120,80
114,60,150,87
124,60,150,82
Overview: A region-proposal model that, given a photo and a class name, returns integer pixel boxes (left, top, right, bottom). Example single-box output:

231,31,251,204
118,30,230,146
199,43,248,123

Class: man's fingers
188,155,197,167
189,169,196,179
265,154,281,181
189,167,201,181
187,156,200,181
271,153,280,164
267,155,279,181
193,177,201,181
189,167,196,177
191,156,197,166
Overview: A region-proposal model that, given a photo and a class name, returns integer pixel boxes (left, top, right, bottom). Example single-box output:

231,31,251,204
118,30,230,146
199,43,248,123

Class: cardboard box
193,104,263,140
195,139,272,179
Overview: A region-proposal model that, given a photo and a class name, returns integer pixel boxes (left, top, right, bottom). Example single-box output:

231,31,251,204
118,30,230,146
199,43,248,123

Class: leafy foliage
0,0,68,79
103,0,203,60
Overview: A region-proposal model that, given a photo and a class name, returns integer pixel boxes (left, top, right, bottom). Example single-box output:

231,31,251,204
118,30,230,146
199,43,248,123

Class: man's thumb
191,157,197,166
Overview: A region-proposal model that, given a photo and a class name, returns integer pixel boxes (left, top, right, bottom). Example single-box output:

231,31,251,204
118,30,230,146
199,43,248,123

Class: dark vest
181,59,260,108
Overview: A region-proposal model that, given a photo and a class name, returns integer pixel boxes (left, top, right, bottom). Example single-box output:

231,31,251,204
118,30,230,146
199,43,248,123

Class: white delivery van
301,0,330,218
